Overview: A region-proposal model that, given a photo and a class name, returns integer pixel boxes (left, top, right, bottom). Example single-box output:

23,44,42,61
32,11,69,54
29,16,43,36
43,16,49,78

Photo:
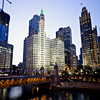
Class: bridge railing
0,76,51,89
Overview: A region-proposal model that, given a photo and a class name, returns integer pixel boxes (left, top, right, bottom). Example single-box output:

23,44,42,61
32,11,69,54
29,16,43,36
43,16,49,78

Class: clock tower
38,9,50,69
26,9,50,71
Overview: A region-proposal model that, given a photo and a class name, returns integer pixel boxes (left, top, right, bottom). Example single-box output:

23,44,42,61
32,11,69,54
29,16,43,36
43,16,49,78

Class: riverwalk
55,82,100,91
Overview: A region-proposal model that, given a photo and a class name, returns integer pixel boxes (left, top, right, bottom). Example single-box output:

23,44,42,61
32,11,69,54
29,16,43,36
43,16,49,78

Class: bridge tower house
54,63,60,85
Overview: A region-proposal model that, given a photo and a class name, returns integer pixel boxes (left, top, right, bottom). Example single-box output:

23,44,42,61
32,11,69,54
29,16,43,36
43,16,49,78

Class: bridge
1,74,100,89
0,75,51,89
0,75,62,89
0,63,61,89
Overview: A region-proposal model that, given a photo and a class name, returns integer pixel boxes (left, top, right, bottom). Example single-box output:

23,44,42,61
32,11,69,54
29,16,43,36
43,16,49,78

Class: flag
80,3,82,5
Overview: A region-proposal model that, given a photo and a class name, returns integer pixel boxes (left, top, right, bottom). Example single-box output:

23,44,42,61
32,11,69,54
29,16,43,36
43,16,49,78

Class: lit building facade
56,27,72,68
71,44,77,70
98,36,100,53
0,9,10,43
65,49,70,68
50,36,65,71
91,26,100,68
0,40,13,70
79,7,100,70
26,10,50,71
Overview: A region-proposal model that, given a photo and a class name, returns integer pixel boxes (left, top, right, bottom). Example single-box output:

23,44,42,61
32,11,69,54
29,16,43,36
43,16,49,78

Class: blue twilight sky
0,0,100,65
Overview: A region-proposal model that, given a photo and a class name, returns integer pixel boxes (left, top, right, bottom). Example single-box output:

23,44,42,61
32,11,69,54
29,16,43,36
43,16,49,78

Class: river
0,84,100,100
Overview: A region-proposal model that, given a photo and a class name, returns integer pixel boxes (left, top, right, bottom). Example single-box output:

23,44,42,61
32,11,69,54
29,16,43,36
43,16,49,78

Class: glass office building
29,15,40,36
56,27,72,51
0,9,10,43
0,40,13,70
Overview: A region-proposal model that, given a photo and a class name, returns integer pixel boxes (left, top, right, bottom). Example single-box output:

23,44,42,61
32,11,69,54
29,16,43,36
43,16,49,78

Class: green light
41,9,43,14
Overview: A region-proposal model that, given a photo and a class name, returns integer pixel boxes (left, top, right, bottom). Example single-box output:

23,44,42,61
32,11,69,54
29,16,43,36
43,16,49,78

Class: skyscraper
79,7,100,70
0,9,10,43
23,37,27,70
0,41,13,70
0,9,13,71
78,47,83,65
98,36,100,53
50,36,65,71
23,15,40,69
29,15,40,36
26,9,50,71
71,44,77,70
56,27,72,68
56,27,72,51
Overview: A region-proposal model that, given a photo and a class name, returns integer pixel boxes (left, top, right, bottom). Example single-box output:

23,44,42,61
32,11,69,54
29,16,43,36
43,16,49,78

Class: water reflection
9,86,22,99
81,94,84,100
2,89,7,100
64,92,70,100
0,88,7,100
87,95,90,100
70,93,73,100
0,84,100,100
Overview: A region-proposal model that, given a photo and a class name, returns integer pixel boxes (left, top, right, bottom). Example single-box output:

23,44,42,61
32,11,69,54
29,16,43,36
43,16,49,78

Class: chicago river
0,84,100,100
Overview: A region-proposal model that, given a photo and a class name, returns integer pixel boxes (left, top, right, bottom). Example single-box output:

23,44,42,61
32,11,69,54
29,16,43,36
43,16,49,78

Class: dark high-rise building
79,47,83,65
65,49,70,68
71,44,77,70
0,40,13,70
98,36,100,52
29,15,40,36
56,27,72,68
23,37,27,70
0,9,10,43
79,7,100,70
98,36,100,66
56,27,72,51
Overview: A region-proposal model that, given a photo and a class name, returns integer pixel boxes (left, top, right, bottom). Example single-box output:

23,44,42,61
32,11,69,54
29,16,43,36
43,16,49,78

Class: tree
93,68,100,83
74,65,83,75
83,65,93,75
61,68,69,82
76,65,83,70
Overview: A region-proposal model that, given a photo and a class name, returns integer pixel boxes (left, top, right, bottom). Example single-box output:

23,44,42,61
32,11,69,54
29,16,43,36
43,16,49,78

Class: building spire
41,9,43,14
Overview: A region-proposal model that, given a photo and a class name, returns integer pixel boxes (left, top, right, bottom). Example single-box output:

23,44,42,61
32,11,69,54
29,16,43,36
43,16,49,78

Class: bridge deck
0,75,52,89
